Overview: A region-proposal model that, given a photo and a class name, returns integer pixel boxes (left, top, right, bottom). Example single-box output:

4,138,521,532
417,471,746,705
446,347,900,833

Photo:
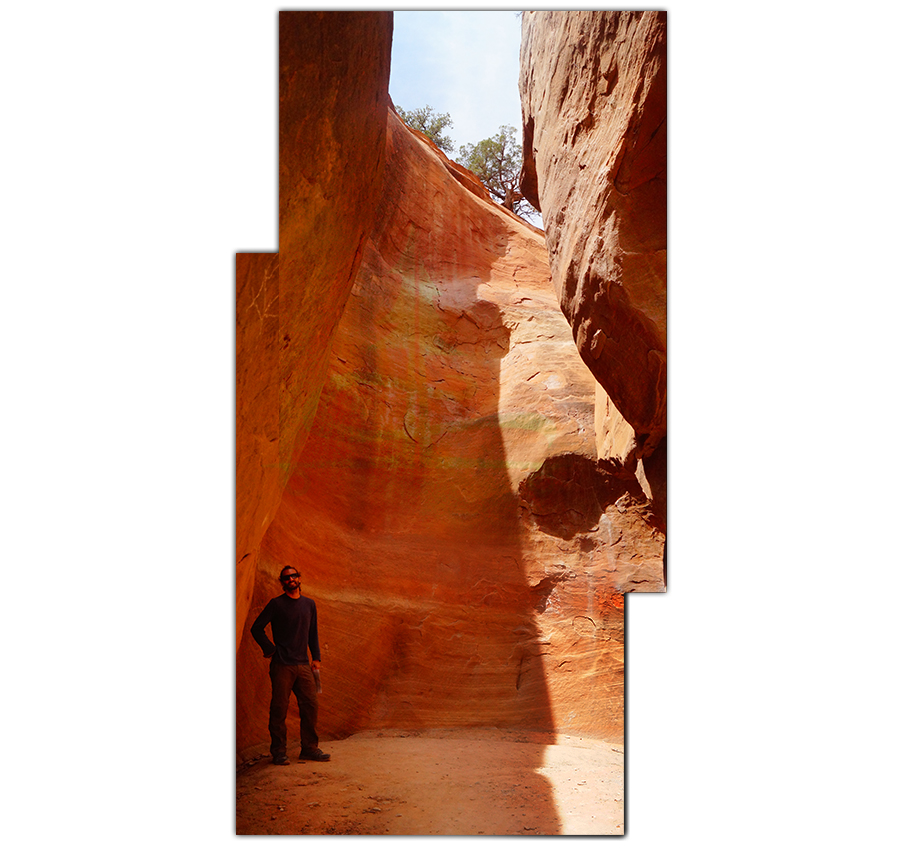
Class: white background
2,2,898,856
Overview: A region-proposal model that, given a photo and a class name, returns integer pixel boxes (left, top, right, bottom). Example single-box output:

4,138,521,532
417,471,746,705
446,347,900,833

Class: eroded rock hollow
236,11,665,762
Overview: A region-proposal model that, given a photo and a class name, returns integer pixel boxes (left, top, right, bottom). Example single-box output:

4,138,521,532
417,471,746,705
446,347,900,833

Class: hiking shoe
299,748,331,762
272,755,290,766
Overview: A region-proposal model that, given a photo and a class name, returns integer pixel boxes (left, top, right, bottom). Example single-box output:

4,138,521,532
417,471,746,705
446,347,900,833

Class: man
250,565,330,764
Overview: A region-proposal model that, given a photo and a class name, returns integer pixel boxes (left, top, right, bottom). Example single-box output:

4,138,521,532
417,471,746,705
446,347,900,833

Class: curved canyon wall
236,12,393,643
519,11,667,504
236,106,664,760
236,11,666,762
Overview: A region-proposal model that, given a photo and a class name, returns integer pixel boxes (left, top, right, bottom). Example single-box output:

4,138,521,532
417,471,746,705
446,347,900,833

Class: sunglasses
280,573,300,582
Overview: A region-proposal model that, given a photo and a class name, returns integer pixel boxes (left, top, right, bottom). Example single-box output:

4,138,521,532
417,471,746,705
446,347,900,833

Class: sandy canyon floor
236,727,624,836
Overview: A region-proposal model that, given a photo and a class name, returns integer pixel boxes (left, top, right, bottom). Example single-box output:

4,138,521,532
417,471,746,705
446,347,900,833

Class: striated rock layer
236,110,664,760
236,12,393,644
519,11,667,472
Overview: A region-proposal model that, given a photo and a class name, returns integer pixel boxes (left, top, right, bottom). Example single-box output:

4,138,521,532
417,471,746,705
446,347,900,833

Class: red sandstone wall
236,12,667,762
236,111,663,761
519,11,667,468
235,12,393,644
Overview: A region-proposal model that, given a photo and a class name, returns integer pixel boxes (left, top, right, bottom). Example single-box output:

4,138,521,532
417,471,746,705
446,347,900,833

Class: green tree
395,104,454,154
457,125,535,219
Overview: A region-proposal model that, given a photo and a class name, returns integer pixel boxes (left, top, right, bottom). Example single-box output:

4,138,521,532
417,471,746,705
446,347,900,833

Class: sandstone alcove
236,10,666,835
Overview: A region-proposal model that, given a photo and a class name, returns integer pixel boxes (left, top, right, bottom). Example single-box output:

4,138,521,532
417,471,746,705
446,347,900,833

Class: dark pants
268,660,319,758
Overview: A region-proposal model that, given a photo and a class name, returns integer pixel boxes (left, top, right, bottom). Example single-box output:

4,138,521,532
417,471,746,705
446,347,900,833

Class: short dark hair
279,565,299,579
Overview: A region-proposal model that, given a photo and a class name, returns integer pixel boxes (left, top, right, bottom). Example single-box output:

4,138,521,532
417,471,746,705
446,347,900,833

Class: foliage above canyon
396,106,536,219
396,104,455,153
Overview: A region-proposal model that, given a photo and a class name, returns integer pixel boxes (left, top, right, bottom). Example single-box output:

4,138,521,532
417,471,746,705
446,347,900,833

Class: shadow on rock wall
236,110,566,830
238,111,560,760
518,453,646,541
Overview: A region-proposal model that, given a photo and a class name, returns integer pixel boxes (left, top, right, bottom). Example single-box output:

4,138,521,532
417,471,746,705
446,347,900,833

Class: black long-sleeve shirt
250,593,321,665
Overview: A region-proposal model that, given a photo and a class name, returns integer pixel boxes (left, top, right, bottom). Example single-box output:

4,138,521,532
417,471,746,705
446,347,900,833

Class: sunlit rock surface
235,11,393,644
519,11,667,465
236,110,664,760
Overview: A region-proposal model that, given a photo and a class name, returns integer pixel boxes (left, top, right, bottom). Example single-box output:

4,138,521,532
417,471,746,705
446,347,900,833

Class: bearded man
250,566,330,764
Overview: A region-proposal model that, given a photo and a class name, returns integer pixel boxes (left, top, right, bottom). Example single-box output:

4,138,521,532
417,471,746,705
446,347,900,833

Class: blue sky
390,11,525,157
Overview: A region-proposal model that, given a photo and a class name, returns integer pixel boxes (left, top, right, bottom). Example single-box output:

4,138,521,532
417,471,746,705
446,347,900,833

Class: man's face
280,570,301,593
